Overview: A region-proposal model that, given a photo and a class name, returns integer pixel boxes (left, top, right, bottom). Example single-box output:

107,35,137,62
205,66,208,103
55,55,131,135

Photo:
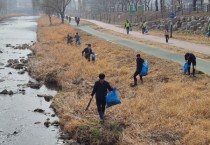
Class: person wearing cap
90,73,113,122
82,44,92,61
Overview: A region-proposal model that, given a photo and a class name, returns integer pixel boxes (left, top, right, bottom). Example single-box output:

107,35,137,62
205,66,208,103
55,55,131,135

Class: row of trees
69,0,209,17
42,0,71,24
0,0,7,14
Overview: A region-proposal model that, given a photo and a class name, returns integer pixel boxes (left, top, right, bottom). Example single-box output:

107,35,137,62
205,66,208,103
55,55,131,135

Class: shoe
130,83,137,87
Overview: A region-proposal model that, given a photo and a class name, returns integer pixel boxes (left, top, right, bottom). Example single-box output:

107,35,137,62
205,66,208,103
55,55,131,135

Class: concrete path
85,20,210,55
70,22,210,75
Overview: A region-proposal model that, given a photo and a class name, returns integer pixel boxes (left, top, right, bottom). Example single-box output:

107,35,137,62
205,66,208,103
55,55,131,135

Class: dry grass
29,16,210,145
85,23,210,61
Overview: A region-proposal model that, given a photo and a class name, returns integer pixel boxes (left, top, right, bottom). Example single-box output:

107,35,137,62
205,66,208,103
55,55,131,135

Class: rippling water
0,16,60,145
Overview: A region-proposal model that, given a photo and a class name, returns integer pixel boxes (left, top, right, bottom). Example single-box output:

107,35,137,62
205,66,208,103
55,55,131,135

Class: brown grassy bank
29,16,210,145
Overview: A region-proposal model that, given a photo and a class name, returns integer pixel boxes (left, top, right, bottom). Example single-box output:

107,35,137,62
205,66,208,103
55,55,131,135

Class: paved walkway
85,20,210,55
70,21,210,75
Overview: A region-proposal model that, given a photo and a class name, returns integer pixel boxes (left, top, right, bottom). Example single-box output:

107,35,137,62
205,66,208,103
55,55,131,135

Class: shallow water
0,16,61,145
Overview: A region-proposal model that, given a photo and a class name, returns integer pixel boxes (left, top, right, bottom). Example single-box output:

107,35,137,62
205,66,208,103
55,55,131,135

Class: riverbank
0,13,26,21
30,16,210,145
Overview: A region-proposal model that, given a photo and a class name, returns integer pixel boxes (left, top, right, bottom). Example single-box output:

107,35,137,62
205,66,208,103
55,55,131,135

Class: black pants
96,99,106,119
142,27,145,34
188,60,196,76
208,30,210,37
126,27,129,34
85,55,91,61
165,35,169,43
134,71,143,83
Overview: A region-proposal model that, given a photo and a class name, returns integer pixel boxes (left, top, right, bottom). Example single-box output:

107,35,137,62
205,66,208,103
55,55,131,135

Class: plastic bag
183,63,189,74
140,61,149,76
129,26,132,31
144,27,149,33
77,38,81,45
106,88,121,108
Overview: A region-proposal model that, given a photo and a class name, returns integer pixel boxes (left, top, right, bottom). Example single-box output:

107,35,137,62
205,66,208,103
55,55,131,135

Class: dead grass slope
29,16,210,145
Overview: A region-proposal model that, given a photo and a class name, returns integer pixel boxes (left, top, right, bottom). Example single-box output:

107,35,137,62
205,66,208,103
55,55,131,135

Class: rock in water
27,81,41,89
44,120,51,128
8,91,14,95
0,50,3,53
59,133,70,140
0,89,8,94
33,108,45,113
6,44,12,47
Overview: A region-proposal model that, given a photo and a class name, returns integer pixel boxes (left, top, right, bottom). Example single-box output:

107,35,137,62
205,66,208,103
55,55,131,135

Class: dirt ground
29,16,210,145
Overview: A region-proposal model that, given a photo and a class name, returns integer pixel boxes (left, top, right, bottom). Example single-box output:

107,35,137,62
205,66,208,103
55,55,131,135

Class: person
185,53,196,76
165,28,169,43
66,34,73,45
90,73,113,122
82,44,92,61
76,17,80,26
74,32,80,45
132,54,144,87
124,20,131,35
69,17,71,23
208,24,210,37
141,21,146,34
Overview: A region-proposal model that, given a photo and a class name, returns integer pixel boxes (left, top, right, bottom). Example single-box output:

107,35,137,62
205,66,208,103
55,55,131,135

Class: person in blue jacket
90,73,113,122
132,54,144,87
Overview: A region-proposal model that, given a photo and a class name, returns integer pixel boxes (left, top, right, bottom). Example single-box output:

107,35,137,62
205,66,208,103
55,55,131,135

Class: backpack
140,60,149,76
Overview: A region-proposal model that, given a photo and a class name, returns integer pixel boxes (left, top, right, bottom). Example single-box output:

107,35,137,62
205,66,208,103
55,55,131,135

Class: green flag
137,5,144,16
129,3,135,15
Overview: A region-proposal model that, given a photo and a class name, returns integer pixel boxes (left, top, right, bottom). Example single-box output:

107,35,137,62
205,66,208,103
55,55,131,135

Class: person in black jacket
82,44,92,61
185,52,196,76
132,54,144,87
91,73,113,122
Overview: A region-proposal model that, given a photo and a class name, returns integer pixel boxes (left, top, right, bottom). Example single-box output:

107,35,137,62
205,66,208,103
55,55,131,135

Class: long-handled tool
85,96,93,111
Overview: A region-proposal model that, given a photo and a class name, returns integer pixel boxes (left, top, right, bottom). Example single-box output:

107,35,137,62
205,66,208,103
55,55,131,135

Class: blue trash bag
183,63,189,74
77,38,81,45
140,61,149,76
144,27,149,33
129,26,132,31
106,88,121,108
92,52,96,61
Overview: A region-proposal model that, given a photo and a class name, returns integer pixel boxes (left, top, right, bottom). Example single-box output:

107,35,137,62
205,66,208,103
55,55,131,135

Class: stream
0,16,62,145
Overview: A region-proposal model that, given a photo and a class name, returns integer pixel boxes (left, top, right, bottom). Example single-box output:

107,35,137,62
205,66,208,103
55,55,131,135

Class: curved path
85,20,210,55
70,21,210,75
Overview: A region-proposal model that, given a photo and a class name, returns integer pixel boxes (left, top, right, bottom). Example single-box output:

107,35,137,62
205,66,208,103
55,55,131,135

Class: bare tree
0,0,7,14
192,0,197,11
143,0,152,11
42,0,55,25
155,0,159,11
42,0,71,24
